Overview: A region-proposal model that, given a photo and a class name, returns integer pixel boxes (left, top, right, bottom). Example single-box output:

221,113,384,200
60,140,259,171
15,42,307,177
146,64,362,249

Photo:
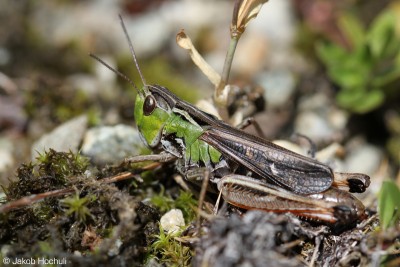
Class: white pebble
160,209,185,234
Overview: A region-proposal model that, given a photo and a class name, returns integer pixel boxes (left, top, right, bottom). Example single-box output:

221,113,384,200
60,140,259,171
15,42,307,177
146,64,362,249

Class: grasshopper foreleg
290,133,317,158
235,117,265,139
124,152,177,164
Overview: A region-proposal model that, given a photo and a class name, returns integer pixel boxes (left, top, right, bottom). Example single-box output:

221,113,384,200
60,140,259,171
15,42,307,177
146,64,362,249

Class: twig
216,36,239,96
197,169,210,230
0,168,152,214
309,236,322,267
0,187,75,213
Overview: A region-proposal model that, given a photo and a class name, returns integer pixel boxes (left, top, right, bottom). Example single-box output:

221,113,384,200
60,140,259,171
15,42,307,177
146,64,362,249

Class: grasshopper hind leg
217,174,367,227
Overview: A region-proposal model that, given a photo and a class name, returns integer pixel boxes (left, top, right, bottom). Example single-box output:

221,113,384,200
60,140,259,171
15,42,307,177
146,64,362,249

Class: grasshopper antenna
89,53,139,92
118,14,149,94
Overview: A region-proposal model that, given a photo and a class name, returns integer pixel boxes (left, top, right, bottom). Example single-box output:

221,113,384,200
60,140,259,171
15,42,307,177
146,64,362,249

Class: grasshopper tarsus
332,172,370,193
347,177,370,193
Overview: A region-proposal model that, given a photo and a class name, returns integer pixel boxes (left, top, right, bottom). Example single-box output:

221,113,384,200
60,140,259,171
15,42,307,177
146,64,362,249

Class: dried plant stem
0,169,149,214
196,169,210,230
216,35,239,99
176,30,221,87
309,236,322,267
0,187,75,213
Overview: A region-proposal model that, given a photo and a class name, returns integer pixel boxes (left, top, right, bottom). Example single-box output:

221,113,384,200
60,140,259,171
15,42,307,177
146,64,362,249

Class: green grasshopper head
134,85,174,148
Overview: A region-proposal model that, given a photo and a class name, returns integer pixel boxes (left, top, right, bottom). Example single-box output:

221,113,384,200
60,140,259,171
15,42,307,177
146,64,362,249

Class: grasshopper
92,16,370,227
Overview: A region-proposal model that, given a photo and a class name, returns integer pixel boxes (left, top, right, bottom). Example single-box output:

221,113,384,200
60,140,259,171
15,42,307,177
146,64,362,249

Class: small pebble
160,209,185,234
107,239,122,257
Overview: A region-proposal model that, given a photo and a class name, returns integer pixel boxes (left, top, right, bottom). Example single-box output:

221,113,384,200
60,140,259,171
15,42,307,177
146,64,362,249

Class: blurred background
0,0,399,194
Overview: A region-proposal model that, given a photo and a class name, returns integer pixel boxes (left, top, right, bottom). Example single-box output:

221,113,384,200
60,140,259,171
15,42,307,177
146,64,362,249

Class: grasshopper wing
200,127,333,195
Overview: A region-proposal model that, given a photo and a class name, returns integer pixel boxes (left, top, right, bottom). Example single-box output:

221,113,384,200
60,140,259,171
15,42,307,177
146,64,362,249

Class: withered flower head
232,0,269,36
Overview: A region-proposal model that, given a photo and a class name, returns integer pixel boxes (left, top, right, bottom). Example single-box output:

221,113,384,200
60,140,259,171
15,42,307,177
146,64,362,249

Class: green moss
38,241,53,254
60,193,96,222
36,149,90,178
86,108,102,127
147,225,192,267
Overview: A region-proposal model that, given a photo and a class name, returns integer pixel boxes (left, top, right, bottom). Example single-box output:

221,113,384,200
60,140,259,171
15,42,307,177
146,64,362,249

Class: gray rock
257,69,296,108
343,143,383,176
0,138,14,173
295,111,335,142
295,93,349,143
31,115,88,160
81,124,145,165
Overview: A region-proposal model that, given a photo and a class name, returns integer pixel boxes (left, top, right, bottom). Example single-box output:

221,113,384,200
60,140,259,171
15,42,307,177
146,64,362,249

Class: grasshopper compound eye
143,95,157,116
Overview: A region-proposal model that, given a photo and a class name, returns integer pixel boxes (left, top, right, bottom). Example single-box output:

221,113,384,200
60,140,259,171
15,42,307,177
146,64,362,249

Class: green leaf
379,180,400,230
329,66,367,89
319,43,372,89
337,88,385,113
338,11,365,48
367,10,396,59
371,66,400,87
316,42,348,66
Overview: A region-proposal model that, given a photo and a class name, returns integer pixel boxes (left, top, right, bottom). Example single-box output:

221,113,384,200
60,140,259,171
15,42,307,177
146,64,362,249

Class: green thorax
163,112,221,164
134,90,221,165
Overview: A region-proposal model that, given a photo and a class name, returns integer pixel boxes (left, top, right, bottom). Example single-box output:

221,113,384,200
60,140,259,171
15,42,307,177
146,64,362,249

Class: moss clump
6,149,90,200
0,150,93,244
36,149,90,177
147,225,193,267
